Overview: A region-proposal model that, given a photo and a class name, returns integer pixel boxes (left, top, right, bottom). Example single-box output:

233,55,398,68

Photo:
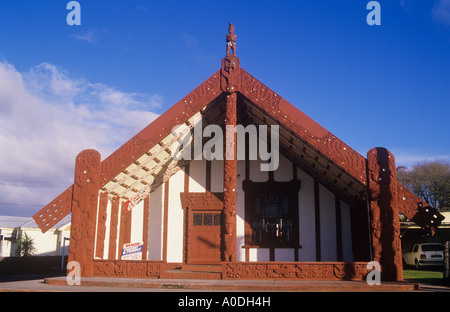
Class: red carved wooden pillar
68,149,102,277
223,92,238,262
367,147,403,281
220,25,241,262
221,23,240,262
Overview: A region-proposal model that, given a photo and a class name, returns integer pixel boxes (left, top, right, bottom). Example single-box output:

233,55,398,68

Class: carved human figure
226,23,237,56
223,214,236,261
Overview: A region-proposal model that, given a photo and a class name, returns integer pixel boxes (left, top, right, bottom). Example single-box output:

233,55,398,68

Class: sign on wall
121,242,143,260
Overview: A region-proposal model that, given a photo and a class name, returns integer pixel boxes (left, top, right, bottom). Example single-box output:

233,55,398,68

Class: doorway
187,210,222,263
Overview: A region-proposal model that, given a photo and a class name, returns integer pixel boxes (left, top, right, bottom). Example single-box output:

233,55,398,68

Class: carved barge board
32,186,73,233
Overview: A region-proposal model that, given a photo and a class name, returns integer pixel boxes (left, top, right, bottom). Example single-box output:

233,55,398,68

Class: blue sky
0,0,449,216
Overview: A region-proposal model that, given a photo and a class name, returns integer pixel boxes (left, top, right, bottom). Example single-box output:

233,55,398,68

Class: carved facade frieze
223,262,368,280
93,260,163,278
180,192,224,210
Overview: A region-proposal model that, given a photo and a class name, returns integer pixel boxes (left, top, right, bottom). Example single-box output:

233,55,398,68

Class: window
193,213,203,226
243,179,300,247
421,244,443,252
252,193,294,245
193,212,221,226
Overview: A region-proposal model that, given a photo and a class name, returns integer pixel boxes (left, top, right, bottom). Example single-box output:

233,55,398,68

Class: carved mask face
224,215,234,234
225,221,232,233
228,24,234,34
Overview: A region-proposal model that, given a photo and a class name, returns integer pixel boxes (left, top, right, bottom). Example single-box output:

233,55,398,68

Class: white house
0,215,70,258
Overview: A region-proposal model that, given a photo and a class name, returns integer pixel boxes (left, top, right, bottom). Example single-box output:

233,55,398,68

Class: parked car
403,243,444,269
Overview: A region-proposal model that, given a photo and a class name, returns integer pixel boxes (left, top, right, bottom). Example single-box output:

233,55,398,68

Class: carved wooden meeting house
33,25,443,282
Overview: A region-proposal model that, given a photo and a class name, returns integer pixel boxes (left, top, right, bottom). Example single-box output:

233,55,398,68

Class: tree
16,233,36,257
397,160,450,211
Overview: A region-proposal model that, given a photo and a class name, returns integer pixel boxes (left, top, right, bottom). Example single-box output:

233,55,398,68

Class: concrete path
0,275,433,292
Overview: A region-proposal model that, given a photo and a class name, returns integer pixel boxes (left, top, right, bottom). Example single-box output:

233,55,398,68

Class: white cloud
390,149,450,168
0,61,161,216
71,30,96,43
432,0,450,26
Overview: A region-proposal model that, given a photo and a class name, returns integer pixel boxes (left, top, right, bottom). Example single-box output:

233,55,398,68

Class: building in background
0,215,70,259
401,211,450,253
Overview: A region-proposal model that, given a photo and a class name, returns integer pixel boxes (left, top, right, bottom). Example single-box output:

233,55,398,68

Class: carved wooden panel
69,149,102,277
221,56,241,92
93,260,163,278
32,185,73,233
396,181,444,235
180,192,224,210
95,191,108,258
223,262,369,280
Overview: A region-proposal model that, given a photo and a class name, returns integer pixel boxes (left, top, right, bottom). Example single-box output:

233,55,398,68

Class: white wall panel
319,184,337,261
274,154,292,182
297,168,316,261
249,248,270,262
166,170,185,263
249,159,268,182
340,200,353,262
130,200,144,244
236,159,246,261
275,248,295,261
189,159,206,192
211,160,224,192
148,184,164,260
102,198,112,260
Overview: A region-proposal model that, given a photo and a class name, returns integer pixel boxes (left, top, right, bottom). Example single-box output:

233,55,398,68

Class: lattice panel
32,185,73,233
397,181,427,220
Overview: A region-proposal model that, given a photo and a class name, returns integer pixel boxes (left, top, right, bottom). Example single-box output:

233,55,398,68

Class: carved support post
68,149,102,277
367,147,403,281
221,25,240,261
223,92,237,262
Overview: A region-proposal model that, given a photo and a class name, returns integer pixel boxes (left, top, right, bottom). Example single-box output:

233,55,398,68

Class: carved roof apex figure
228,23,235,34
226,23,237,56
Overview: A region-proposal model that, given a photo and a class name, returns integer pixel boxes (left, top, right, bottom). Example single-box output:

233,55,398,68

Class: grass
403,268,446,286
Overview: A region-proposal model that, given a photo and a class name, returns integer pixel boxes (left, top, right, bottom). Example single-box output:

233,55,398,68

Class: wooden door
187,211,221,262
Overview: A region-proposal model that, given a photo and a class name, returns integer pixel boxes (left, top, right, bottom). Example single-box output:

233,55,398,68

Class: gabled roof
32,54,431,233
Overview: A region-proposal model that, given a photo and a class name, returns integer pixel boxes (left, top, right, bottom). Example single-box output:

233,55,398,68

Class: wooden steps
163,264,222,279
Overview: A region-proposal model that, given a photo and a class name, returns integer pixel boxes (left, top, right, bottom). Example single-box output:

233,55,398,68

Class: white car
403,243,444,269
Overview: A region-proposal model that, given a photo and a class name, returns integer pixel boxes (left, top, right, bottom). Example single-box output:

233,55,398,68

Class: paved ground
1,274,449,292
0,278,182,292
1,275,447,312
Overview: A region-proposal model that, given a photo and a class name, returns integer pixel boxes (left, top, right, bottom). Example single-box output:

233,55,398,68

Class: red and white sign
121,242,143,260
